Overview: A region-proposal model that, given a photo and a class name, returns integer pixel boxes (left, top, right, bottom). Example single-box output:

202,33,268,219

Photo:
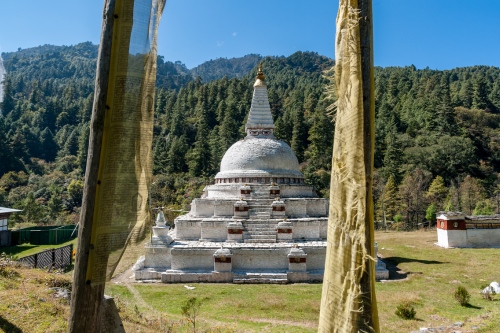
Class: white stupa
135,65,330,283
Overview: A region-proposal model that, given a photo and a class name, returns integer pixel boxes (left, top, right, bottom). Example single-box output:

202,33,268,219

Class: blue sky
0,0,499,69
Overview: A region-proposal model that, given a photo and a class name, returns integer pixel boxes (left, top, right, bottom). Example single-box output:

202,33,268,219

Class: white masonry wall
466,229,500,247
175,220,202,240
231,248,289,270
214,201,234,217
291,220,320,240
305,199,328,217
284,199,307,217
170,248,214,270
200,220,228,241
437,229,467,248
191,199,215,217
303,247,326,270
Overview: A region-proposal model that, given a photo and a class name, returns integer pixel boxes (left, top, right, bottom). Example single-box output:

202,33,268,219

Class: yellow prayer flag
86,0,166,285
318,0,379,332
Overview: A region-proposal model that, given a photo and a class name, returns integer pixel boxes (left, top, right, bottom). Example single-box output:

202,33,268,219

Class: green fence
11,225,78,245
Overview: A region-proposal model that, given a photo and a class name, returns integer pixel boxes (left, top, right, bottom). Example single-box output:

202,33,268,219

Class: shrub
395,301,416,320
391,222,405,231
393,213,403,223
182,297,203,333
454,286,470,306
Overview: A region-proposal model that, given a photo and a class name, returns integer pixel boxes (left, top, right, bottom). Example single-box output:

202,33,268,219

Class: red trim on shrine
437,219,466,230
214,257,232,263
289,258,306,263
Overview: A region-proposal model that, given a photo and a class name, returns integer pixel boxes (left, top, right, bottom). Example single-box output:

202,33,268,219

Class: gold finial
256,63,265,80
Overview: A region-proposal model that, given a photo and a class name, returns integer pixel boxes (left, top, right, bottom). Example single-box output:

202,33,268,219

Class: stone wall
231,248,289,270
174,220,202,240
144,246,171,268
170,248,214,270
305,199,328,217
200,220,228,241
291,219,320,240
284,199,307,217
303,247,326,270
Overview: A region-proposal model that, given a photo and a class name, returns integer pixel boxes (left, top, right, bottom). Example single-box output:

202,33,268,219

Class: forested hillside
190,54,262,82
1,42,500,229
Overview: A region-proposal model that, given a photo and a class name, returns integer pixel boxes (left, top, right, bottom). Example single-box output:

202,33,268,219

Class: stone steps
244,226,275,231
243,238,276,243
245,234,275,239
233,272,288,284
248,207,272,212
249,215,271,220
243,231,276,235
242,217,276,242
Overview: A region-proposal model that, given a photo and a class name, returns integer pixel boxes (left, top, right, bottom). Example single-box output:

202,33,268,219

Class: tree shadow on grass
1,244,37,258
464,303,482,310
384,256,448,265
0,316,23,333
381,256,448,281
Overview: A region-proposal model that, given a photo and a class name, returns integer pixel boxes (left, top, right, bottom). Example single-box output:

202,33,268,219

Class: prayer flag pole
68,0,116,331
318,0,379,331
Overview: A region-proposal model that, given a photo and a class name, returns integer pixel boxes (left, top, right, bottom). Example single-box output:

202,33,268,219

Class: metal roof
0,207,22,214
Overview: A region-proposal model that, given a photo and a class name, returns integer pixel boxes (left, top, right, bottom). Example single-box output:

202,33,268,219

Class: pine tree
167,135,189,173
426,175,448,210
187,95,212,177
40,127,58,162
382,124,402,183
459,175,485,215
219,102,239,149
305,104,334,170
382,175,399,222
76,124,90,173
291,107,307,162
472,76,489,111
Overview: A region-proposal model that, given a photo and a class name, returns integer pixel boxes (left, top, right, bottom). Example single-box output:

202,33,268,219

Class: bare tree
398,168,431,229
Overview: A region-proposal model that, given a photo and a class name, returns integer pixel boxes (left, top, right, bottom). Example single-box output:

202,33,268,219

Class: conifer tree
187,94,212,176
472,76,489,111
167,135,188,173
426,175,448,210
305,104,333,170
40,127,58,162
382,175,398,222
76,124,90,172
291,106,307,162
382,123,402,183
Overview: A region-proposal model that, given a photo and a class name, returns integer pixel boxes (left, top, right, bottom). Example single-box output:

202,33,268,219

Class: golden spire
256,63,265,80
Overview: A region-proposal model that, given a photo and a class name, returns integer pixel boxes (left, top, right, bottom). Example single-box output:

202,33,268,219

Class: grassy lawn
105,230,500,333
0,238,77,259
1,230,499,332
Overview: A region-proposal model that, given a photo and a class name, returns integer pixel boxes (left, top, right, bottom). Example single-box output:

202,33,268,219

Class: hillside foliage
1,42,500,229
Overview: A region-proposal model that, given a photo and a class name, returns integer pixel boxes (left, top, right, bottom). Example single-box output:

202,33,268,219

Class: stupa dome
214,64,304,182
216,136,303,179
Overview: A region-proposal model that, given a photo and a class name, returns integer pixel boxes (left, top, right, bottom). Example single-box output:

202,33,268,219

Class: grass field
1,230,500,332
105,230,500,333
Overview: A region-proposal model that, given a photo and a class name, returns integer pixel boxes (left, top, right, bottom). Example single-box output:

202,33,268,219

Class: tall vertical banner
318,0,379,332
69,1,166,331
86,0,165,285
